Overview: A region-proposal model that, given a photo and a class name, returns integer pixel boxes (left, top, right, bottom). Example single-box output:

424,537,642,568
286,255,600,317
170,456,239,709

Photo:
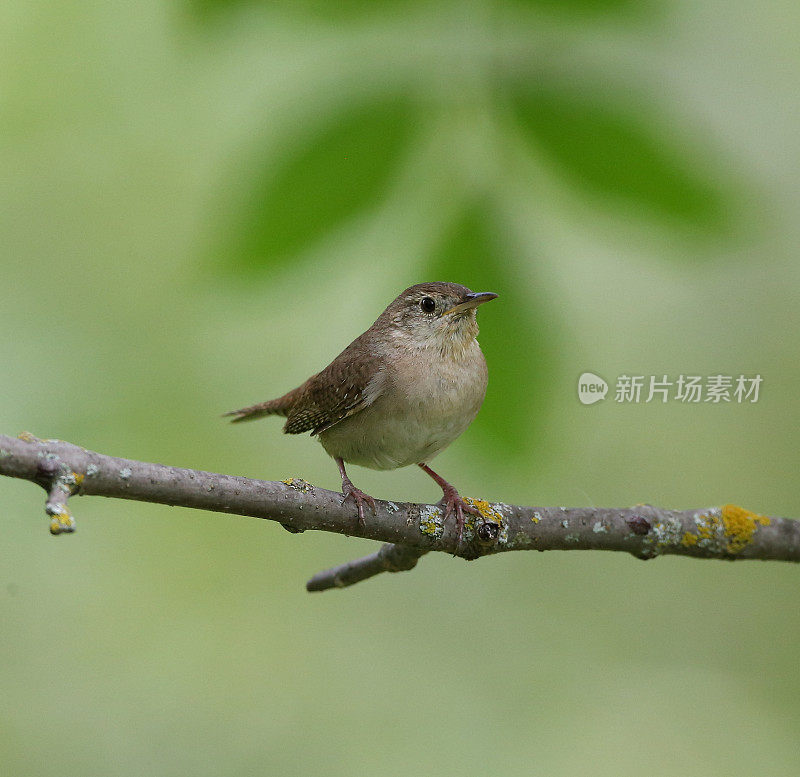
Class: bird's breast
318,340,488,470
394,342,487,420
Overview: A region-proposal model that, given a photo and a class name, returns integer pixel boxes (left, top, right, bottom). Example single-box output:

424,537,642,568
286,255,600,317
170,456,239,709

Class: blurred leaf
511,88,727,230
227,98,417,272
190,0,426,23
190,0,642,22
513,0,641,15
425,205,557,457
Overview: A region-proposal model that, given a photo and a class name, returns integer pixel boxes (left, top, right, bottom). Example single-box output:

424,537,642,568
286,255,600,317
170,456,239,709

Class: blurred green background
2,0,799,774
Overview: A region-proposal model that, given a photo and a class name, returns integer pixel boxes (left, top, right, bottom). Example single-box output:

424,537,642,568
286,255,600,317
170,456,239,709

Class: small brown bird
225,282,497,544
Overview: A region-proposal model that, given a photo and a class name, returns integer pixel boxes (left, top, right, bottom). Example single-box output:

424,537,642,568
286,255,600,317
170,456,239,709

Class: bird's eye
420,297,436,313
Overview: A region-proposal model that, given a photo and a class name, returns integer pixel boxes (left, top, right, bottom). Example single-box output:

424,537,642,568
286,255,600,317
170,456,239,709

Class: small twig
1,433,798,591
24,434,82,535
306,544,428,591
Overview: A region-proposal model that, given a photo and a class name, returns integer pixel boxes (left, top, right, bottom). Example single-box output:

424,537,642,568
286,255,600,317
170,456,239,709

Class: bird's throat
436,314,479,360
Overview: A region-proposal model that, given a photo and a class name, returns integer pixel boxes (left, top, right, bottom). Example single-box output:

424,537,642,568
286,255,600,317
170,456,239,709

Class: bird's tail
223,390,297,423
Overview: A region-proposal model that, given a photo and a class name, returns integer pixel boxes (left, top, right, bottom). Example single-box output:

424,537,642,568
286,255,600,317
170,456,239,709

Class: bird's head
379,282,498,354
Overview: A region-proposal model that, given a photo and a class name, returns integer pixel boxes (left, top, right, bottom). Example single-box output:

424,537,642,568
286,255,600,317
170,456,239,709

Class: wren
225,282,497,545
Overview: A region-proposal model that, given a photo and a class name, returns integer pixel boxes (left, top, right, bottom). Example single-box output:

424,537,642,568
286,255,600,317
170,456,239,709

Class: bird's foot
439,485,483,549
341,478,377,529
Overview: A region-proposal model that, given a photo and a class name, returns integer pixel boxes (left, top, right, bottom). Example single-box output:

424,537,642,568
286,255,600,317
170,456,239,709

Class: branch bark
1,433,798,591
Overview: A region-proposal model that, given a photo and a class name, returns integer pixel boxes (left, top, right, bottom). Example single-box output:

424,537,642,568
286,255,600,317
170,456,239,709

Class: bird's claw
440,487,482,549
341,480,377,528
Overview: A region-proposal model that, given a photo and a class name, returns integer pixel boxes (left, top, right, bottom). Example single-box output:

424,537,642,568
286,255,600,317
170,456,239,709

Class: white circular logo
578,372,608,405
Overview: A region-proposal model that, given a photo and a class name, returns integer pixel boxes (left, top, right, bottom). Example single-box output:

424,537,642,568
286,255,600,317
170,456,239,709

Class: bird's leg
418,463,482,547
336,457,376,528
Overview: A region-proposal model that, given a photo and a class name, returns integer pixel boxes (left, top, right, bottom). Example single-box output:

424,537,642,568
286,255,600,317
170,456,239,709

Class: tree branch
1,433,798,591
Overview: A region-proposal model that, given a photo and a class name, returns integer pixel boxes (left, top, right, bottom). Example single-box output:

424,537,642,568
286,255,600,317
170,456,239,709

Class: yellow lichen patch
62,472,84,494
419,517,438,536
462,498,510,544
49,507,75,535
17,431,37,443
689,506,770,555
720,504,770,554
681,532,698,547
463,497,503,524
281,478,313,493
418,506,443,537
696,514,714,541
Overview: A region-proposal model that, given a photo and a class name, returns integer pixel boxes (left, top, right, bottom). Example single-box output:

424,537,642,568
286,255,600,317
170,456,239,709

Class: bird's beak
444,292,499,316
